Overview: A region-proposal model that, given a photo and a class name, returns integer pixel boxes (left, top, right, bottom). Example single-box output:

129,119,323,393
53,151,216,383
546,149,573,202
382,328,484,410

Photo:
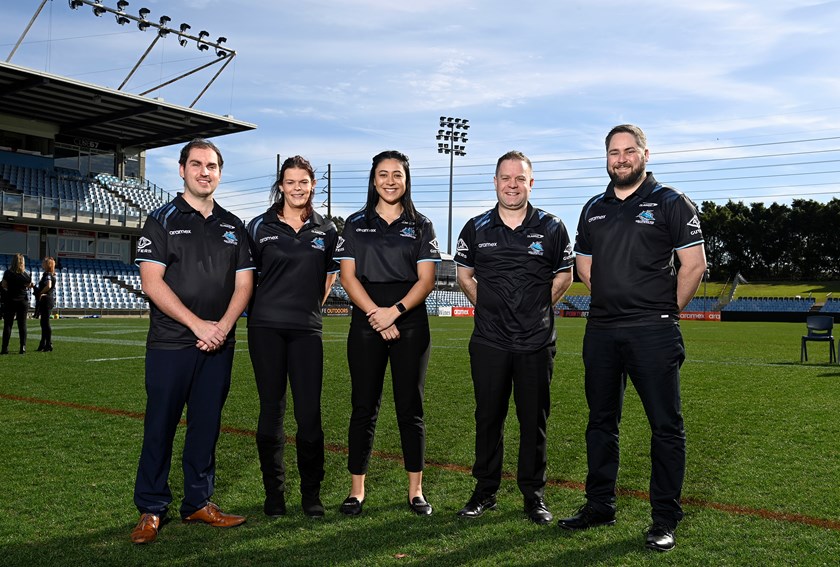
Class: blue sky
4,0,840,252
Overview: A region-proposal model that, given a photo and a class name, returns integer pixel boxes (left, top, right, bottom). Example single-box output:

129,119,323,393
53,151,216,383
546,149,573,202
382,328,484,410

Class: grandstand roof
0,61,255,151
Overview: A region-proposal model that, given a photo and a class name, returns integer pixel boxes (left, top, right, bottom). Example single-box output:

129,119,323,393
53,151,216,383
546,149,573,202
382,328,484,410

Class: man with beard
557,125,706,552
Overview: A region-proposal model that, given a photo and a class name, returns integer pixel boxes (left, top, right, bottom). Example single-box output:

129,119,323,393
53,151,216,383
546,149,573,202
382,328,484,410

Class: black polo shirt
334,208,441,283
574,172,704,327
246,208,339,332
135,194,255,349
454,204,574,352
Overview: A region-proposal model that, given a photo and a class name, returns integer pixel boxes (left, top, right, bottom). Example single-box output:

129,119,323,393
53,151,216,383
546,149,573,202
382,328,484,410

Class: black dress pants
1,300,27,351
468,340,555,500
582,323,686,528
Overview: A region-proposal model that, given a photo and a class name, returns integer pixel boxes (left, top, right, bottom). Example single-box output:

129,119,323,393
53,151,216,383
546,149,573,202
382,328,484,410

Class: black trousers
1,300,28,351
134,346,234,518
248,326,325,493
468,340,556,500
582,323,686,528
346,321,430,474
38,299,53,349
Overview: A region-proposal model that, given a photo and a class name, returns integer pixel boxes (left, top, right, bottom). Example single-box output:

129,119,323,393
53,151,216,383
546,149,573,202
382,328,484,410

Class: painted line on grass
2,391,838,533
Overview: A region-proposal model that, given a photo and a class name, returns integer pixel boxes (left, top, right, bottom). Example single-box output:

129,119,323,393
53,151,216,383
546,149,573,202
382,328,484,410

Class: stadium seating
0,254,147,312
723,297,815,312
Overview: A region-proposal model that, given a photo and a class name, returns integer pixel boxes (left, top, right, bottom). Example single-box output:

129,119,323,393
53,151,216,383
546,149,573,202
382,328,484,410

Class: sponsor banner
680,311,721,321
559,310,588,318
438,306,452,317
452,306,475,317
322,305,350,317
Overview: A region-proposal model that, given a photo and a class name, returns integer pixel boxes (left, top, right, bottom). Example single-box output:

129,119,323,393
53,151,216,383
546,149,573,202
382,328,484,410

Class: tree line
699,198,840,281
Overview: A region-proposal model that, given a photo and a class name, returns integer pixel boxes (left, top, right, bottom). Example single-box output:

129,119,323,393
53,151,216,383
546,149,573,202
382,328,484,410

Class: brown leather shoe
182,502,246,527
130,513,160,544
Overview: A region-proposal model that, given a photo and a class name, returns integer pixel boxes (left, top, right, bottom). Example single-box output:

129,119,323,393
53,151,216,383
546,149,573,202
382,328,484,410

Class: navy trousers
134,346,234,518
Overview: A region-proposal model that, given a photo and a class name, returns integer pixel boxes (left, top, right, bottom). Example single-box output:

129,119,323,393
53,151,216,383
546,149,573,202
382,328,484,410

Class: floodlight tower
436,116,469,255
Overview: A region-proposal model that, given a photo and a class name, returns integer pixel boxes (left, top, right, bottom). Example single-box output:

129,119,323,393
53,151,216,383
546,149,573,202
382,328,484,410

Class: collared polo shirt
574,172,704,327
454,204,574,352
334,208,441,283
246,208,339,332
135,193,255,349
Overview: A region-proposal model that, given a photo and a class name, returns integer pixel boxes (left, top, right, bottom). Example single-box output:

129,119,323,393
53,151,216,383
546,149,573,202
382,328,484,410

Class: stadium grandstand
0,1,255,315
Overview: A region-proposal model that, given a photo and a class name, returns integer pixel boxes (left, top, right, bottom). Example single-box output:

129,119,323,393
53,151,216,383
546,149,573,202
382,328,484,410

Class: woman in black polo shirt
246,155,339,518
35,256,56,352
1,253,33,354
334,150,440,516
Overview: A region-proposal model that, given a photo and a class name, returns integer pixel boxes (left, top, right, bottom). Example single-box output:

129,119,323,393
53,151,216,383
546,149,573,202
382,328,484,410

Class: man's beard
608,161,646,189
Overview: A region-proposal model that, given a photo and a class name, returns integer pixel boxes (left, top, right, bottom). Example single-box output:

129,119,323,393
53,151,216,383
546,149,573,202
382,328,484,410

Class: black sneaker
645,523,676,552
556,503,616,531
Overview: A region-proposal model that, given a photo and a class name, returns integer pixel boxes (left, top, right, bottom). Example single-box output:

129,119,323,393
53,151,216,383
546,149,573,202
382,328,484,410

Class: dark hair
365,150,417,221
495,150,532,177
605,124,647,151
178,138,224,170
269,155,316,222
10,253,25,274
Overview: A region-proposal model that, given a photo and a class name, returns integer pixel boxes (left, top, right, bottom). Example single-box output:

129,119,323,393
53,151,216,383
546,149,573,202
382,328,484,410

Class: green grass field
1,316,839,566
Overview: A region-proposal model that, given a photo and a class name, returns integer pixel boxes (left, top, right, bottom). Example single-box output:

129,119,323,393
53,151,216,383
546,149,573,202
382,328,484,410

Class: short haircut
495,150,532,177
178,138,224,170
605,124,647,152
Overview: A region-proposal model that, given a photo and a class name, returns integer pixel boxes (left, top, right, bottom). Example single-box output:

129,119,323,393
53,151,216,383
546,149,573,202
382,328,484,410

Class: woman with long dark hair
246,155,339,518
35,256,56,352
1,253,33,354
334,150,441,516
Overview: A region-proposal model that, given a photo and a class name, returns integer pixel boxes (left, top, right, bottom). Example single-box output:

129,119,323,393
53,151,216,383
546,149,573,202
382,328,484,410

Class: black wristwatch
394,302,406,314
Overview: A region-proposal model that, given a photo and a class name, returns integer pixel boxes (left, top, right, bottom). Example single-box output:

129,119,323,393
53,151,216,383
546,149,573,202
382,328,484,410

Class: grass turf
0,316,838,565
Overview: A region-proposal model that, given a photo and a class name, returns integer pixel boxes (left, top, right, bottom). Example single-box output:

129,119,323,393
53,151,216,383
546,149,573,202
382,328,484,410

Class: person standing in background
35,256,56,352
1,253,33,355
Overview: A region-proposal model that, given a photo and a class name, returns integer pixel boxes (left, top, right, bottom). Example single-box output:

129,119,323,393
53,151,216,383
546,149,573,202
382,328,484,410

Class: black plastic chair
801,316,836,363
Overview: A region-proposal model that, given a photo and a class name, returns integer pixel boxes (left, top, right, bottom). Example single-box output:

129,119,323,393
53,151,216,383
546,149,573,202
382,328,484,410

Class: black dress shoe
408,496,433,516
645,523,676,552
302,495,325,518
264,492,286,517
524,497,553,525
456,493,496,519
557,503,616,531
339,496,364,516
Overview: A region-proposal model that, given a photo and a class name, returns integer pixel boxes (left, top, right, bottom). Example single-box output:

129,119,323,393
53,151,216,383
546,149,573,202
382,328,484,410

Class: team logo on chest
222,230,238,245
528,241,544,256
311,237,325,251
400,227,416,239
636,210,655,225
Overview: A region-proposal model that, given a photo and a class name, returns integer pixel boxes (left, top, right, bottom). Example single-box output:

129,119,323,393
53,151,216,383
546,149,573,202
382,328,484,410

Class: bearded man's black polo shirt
246,208,339,332
135,193,254,349
454,204,574,352
574,172,704,327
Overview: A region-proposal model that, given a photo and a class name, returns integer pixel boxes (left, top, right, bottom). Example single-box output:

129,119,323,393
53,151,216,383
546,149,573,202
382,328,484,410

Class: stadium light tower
437,116,469,255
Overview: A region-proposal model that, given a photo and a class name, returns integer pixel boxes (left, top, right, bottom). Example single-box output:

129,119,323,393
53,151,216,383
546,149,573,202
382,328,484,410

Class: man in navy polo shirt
454,150,574,525
557,125,706,552
130,139,255,544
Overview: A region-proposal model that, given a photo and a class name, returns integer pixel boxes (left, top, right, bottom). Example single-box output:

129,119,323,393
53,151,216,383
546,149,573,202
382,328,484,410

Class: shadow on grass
0,501,642,567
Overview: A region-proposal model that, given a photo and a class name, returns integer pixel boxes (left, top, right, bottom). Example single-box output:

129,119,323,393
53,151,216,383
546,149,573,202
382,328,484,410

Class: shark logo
528,241,544,256
636,210,655,225
311,237,325,251
222,231,238,245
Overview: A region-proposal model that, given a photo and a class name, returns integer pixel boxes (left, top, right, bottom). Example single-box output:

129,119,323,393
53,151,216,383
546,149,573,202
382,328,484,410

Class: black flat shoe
408,496,433,516
339,496,364,516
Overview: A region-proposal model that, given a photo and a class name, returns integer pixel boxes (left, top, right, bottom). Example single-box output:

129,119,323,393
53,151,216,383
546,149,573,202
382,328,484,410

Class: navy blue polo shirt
135,194,255,349
574,172,704,327
246,208,339,332
454,204,574,352
334,208,441,283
